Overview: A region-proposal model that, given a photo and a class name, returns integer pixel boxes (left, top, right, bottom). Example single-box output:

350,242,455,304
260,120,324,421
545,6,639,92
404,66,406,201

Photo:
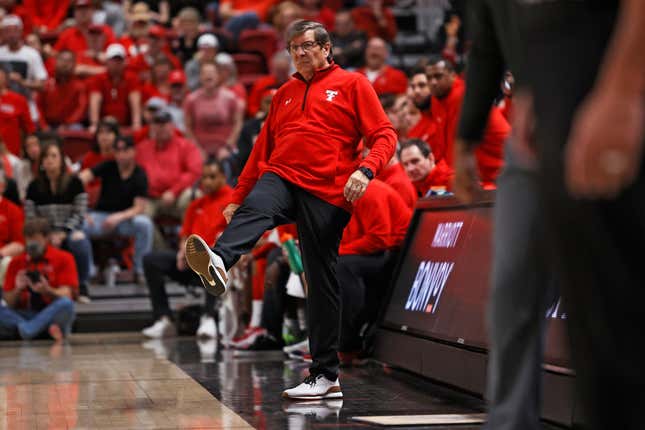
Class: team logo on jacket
285,98,292,105
325,90,338,102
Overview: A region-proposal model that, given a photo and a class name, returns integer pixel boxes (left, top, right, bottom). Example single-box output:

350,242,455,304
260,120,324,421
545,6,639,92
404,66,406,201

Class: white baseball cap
197,33,219,49
105,43,127,60
1,15,23,29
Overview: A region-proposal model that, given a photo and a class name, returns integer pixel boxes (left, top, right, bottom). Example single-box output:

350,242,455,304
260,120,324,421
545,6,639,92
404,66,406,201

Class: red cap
168,70,186,85
74,0,93,7
148,25,166,38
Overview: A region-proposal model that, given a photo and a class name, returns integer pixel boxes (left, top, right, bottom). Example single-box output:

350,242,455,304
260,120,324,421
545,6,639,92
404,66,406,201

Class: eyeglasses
287,41,319,54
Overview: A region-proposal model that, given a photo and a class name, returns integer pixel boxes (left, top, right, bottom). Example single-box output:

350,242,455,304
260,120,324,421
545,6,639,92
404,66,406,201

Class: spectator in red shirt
351,0,397,42
73,24,109,78
426,56,508,183
0,170,24,286
167,71,187,133
358,38,407,96
128,25,182,83
140,56,173,103
54,0,116,57
0,217,77,341
21,0,70,34
399,138,453,197
183,62,244,159
80,119,118,206
133,97,182,144
0,65,35,156
336,179,411,361
135,107,202,218
141,158,232,339
406,66,438,146
376,150,417,210
119,2,153,58
171,7,202,65
89,43,142,131
380,93,413,137
246,50,291,116
38,50,88,130
300,0,335,31
0,0,32,36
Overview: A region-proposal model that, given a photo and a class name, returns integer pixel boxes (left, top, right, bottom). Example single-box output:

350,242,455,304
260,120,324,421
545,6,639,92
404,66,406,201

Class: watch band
358,166,374,180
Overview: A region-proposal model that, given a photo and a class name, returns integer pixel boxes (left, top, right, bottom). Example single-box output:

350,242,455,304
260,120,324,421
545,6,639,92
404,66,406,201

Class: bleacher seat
58,129,93,163
237,28,278,64
232,52,268,76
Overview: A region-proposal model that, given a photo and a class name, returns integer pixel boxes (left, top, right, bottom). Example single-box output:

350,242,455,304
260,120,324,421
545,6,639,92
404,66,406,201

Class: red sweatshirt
430,77,509,183
0,90,35,156
357,66,408,96
233,64,397,213
340,179,411,255
180,186,233,246
407,110,439,149
136,135,203,198
412,159,454,197
38,76,87,127
378,162,417,209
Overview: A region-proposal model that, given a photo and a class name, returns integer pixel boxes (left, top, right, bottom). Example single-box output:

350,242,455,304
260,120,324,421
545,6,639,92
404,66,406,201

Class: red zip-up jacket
232,64,397,213
340,179,412,255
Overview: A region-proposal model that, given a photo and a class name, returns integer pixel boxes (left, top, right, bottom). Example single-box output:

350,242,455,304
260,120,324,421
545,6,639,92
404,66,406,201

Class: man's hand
453,140,481,204
102,213,123,231
30,276,52,295
50,231,67,247
223,203,240,224
565,89,644,199
344,169,370,203
160,191,176,207
15,270,30,292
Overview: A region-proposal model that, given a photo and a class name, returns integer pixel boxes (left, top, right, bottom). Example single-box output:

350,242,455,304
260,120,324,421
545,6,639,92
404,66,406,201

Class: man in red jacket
337,179,411,364
184,20,396,400
400,138,453,197
426,56,509,184
357,37,407,96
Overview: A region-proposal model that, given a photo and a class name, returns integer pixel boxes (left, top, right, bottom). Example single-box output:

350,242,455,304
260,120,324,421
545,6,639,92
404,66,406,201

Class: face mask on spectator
25,241,45,259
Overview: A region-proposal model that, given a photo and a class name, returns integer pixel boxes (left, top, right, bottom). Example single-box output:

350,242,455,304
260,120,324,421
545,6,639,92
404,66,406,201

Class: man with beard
406,66,437,148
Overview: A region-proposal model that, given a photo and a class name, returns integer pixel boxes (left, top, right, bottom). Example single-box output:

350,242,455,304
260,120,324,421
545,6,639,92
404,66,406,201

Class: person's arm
2,263,27,308
18,96,36,136
169,143,203,197
89,90,102,132
78,168,94,185
129,89,142,129
65,181,88,231
182,96,196,141
565,0,645,198
0,242,24,258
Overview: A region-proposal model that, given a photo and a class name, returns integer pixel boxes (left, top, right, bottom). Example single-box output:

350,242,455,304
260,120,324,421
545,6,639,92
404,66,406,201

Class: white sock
250,300,263,328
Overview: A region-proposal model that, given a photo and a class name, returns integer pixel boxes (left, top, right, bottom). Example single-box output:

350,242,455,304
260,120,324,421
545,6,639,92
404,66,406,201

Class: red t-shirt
135,135,203,198
0,198,24,248
128,51,183,81
233,64,397,213
378,162,417,210
412,159,454,197
4,245,79,309
407,110,439,149
38,77,88,127
54,26,116,55
358,66,408,96
339,179,412,255
224,0,278,21
89,71,140,125
351,6,398,42
180,186,234,246
0,90,35,156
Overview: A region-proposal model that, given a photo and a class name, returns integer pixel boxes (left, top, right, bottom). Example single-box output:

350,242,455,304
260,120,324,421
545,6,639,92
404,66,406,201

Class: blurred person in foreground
454,1,645,429
0,217,77,341
183,20,396,400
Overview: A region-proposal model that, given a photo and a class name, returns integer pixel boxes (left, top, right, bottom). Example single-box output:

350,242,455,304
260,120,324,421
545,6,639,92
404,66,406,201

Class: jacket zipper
301,81,311,111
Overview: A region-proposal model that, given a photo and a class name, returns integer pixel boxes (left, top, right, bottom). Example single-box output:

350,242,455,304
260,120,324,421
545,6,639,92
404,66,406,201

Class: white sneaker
196,315,217,338
282,374,343,400
283,337,309,354
185,234,228,296
141,316,176,338
284,399,343,420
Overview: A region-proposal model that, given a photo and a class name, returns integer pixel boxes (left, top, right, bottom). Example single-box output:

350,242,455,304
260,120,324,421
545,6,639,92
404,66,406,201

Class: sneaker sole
281,390,343,401
185,234,226,297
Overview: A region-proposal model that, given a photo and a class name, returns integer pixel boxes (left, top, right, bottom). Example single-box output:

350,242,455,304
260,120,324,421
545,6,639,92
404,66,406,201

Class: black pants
336,252,396,353
215,173,351,380
143,251,216,320
523,3,645,428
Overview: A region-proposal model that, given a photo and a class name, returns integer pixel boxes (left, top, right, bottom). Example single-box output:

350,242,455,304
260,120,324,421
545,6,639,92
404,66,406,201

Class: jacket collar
293,62,338,83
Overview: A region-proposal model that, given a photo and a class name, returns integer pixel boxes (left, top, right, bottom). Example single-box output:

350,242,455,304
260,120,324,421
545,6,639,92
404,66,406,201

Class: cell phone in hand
26,270,41,283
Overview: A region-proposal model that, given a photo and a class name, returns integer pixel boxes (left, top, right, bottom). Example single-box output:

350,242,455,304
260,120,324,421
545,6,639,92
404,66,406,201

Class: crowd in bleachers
0,0,510,360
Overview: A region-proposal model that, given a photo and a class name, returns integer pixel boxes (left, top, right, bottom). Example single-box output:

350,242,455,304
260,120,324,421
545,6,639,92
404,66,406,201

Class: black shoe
246,334,283,351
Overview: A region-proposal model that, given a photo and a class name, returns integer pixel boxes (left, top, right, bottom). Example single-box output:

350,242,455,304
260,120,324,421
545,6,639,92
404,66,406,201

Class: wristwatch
358,166,374,180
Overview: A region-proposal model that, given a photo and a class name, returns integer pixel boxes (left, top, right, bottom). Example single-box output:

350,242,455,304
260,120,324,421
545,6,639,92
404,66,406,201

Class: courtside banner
382,195,570,368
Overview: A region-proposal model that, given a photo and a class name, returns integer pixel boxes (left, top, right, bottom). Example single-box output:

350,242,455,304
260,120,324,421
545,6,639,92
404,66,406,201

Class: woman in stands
81,118,119,207
24,140,93,303
183,62,244,161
